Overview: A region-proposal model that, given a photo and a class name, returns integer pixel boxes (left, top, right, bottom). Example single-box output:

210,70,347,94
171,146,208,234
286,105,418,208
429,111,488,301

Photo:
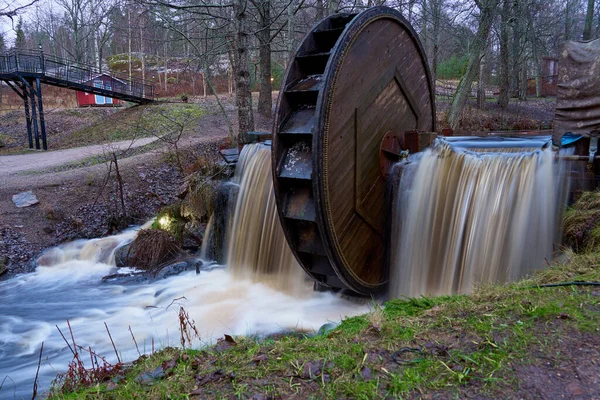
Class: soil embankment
0,100,251,277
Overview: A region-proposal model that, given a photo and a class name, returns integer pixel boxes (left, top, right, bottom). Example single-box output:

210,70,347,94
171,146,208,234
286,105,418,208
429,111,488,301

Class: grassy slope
60,103,206,148
49,250,600,400
0,103,207,155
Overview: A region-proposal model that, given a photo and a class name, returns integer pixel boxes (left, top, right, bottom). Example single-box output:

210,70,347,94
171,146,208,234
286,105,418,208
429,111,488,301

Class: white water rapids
0,144,367,399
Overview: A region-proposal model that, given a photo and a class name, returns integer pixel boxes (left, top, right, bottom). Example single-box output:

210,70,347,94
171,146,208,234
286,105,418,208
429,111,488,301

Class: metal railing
0,49,154,101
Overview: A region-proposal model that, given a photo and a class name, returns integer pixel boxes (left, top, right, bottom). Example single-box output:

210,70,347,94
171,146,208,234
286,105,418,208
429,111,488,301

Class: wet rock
182,223,204,251
0,227,41,275
101,272,149,284
12,191,39,208
136,358,177,385
0,257,7,276
114,243,134,268
317,322,339,336
153,261,195,279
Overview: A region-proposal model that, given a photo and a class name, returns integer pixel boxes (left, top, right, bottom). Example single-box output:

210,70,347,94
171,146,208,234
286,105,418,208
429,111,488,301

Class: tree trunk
286,1,294,68
328,0,338,14
519,60,527,100
128,8,132,82
583,0,595,40
164,35,168,92
447,0,498,129
564,0,572,40
408,0,416,23
421,0,428,57
140,17,145,97
316,0,324,20
527,6,541,97
257,0,272,118
431,0,442,96
477,52,486,109
233,0,255,146
498,0,510,108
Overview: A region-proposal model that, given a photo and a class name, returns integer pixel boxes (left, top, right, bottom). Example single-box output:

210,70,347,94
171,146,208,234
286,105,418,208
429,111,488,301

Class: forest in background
0,0,599,136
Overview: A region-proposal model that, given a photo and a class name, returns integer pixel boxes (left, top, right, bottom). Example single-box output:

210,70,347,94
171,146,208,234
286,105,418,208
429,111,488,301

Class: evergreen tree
15,17,26,49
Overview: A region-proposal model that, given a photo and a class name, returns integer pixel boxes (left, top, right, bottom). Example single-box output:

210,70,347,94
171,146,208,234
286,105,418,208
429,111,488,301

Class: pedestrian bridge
0,49,155,150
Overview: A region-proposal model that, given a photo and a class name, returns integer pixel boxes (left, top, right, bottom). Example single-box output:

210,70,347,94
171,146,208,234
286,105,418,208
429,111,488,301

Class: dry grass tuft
128,229,181,270
563,191,600,251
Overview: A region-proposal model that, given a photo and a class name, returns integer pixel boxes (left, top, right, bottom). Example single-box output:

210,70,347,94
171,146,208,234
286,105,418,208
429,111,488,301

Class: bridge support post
22,84,34,149
16,76,47,150
36,78,47,150
5,80,34,148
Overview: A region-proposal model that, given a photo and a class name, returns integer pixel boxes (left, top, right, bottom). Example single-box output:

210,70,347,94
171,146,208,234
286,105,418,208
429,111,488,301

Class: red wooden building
76,73,124,107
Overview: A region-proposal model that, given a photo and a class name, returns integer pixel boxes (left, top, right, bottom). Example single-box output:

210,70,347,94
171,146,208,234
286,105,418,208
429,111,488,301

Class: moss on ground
48,249,600,399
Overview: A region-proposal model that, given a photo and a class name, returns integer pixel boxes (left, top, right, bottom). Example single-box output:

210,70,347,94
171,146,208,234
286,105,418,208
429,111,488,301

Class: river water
0,231,365,399
0,143,367,399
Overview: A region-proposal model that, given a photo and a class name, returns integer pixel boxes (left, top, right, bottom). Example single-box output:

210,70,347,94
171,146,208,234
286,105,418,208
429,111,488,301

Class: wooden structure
76,73,125,107
527,57,558,97
0,50,154,150
272,7,435,295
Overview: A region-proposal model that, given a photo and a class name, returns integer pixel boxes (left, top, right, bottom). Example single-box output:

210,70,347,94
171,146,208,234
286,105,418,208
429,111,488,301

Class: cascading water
0,143,364,399
225,143,306,294
390,137,569,298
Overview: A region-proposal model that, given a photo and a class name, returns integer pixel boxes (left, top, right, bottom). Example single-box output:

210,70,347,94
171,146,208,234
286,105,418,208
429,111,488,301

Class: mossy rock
153,203,188,240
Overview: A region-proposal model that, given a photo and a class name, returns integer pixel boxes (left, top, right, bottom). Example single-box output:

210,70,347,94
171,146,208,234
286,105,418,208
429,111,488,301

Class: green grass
47,249,600,399
63,103,206,148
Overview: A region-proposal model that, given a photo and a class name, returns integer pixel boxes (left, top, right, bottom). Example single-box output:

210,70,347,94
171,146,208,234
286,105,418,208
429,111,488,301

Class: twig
55,324,75,355
31,342,44,400
66,320,78,357
0,375,16,398
89,346,95,377
129,326,141,357
166,296,188,309
104,322,121,364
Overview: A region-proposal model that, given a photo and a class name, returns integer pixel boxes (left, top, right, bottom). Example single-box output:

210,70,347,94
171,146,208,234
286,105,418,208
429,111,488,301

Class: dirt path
0,137,158,188
0,106,276,276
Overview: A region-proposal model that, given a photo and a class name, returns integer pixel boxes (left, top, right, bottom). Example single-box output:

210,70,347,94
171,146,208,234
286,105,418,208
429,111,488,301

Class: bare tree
583,0,595,40
447,0,500,129
498,0,511,108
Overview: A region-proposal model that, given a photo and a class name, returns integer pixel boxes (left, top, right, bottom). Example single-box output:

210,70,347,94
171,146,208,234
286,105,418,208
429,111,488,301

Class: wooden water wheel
272,6,435,295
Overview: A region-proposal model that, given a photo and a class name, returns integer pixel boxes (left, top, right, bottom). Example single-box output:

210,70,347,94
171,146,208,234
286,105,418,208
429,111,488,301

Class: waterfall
224,143,306,293
390,138,568,298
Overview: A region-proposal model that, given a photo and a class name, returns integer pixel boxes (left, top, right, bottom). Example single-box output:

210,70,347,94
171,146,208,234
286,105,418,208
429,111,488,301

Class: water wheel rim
314,7,436,293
